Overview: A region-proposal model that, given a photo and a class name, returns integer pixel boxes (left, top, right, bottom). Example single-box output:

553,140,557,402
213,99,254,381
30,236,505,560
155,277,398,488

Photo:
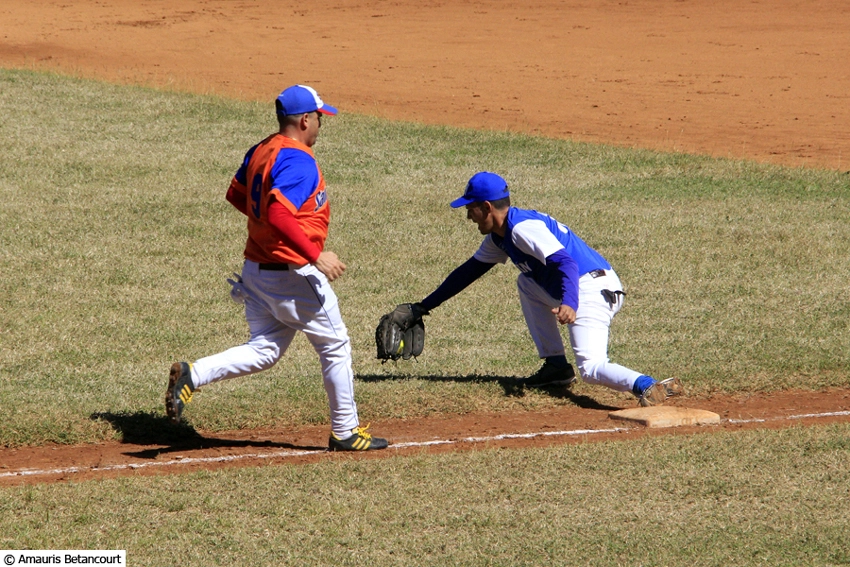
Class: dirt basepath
2,389,849,486
1,1,849,169
2,2,849,484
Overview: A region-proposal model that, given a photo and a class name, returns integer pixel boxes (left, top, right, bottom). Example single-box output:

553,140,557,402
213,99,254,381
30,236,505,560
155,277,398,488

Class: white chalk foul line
390,427,624,448
2,410,848,480
727,409,850,424
0,449,320,479
0,427,626,480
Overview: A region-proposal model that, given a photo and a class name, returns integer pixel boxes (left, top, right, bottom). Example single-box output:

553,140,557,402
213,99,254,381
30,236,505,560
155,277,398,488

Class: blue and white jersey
473,207,611,293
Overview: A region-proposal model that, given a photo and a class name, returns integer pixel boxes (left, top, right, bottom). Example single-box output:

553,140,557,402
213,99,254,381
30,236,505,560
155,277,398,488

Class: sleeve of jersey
546,249,580,311
420,257,495,312
268,150,321,213
510,219,564,263
267,199,321,263
225,145,257,216
226,179,248,215
512,220,579,309
472,235,510,264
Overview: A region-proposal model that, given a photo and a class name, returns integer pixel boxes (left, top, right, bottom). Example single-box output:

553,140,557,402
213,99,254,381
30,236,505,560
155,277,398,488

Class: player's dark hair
488,196,511,210
275,101,288,129
275,100,304,129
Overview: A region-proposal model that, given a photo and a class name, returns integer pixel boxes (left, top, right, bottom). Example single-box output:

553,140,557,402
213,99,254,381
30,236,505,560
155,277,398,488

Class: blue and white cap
450,171,510,208
276,85,338,116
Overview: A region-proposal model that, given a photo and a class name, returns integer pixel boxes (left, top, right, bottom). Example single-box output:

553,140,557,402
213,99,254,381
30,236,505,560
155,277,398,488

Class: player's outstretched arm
419,257,495,311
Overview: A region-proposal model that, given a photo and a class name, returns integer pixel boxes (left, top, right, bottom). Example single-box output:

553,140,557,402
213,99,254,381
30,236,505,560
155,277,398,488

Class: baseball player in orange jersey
166,85,387,451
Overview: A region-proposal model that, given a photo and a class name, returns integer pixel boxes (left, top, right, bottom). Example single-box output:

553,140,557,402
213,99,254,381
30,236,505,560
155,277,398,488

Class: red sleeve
268,199,321,263
226,180,248,216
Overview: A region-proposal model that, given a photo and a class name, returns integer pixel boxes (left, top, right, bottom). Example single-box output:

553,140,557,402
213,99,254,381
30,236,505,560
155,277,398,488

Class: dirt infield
1,1,849,482
2,0,849,169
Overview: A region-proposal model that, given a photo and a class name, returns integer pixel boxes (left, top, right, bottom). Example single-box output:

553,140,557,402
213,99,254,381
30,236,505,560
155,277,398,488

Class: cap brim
317,104,338,115
450,196,474,208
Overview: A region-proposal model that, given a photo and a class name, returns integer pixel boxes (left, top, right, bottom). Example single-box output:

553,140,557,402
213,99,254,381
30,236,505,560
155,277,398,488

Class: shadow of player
90,410,326,460
356,373,621,410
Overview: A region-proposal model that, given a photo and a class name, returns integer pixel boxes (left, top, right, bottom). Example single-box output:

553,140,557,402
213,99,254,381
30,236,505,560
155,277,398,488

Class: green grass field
1,69,849,565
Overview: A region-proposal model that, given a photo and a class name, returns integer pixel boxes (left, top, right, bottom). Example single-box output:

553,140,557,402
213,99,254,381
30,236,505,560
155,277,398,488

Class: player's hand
315,251,346,281
552,304,576,325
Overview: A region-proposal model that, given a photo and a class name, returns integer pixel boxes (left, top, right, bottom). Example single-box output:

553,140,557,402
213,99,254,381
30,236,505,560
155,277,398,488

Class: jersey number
250,174,262,219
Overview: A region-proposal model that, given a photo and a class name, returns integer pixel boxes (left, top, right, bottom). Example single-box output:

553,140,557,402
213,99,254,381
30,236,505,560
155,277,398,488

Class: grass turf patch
0,68,848,446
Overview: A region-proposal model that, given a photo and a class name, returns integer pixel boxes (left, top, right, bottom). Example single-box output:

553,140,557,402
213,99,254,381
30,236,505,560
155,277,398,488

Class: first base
608,406,720,428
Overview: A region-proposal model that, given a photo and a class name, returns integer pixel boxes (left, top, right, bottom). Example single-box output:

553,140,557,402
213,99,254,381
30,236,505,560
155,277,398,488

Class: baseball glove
375,303,429,361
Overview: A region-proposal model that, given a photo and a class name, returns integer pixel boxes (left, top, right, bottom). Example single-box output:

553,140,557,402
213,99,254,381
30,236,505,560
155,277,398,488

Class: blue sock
545,355,569,369
632,375,656,397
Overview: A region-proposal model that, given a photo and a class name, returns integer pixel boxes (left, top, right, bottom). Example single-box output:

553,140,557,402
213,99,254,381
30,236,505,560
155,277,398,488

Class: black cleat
517,361,577,389
328,424,389,451
165,362,195,424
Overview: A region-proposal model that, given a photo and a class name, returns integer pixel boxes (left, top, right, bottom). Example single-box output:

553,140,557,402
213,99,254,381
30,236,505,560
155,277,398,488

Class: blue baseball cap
276,85,338,116
450,172,510,208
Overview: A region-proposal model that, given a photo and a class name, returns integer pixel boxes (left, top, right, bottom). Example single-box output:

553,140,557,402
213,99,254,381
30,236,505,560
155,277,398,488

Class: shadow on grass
357,372,524,397
90,411,326,459
356,373,621,411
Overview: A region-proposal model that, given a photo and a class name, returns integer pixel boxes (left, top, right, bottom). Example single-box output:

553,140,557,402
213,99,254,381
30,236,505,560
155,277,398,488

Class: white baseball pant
517,268,642,392
190,260,359,436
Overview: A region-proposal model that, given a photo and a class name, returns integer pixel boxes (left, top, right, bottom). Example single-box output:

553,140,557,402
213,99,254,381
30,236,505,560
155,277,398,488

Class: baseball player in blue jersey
415,171,683,406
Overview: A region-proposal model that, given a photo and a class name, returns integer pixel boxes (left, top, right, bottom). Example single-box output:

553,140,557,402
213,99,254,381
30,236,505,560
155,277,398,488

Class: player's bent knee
248,343,281,370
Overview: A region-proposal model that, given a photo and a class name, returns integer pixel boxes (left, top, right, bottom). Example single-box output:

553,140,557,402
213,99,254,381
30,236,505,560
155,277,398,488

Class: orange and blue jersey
228,134,329,264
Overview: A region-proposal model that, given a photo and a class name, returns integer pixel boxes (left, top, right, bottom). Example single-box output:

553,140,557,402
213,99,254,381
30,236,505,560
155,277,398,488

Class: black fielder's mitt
375,303,429,361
